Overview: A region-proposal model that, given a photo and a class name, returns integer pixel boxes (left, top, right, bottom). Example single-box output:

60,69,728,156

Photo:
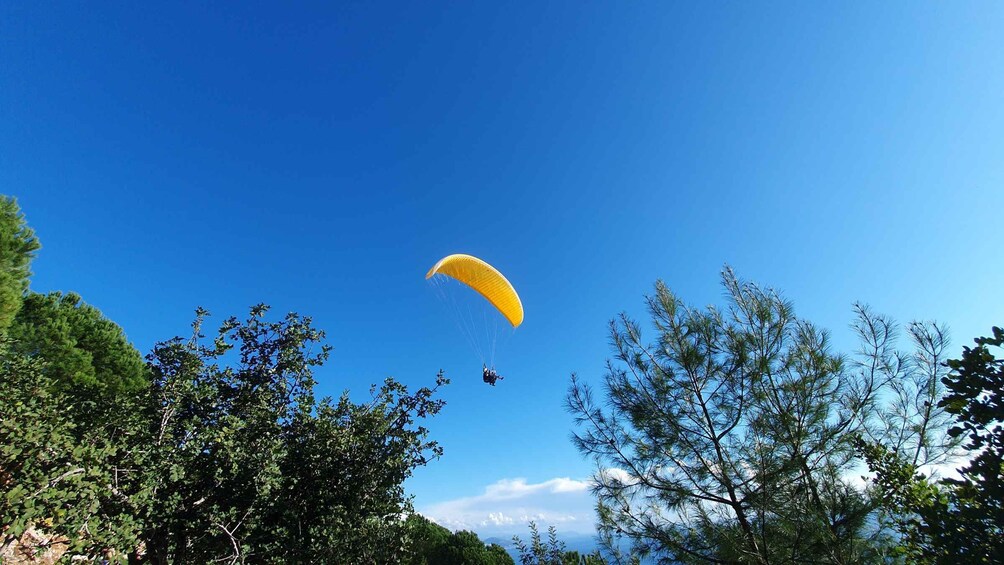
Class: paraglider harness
483,365,503,386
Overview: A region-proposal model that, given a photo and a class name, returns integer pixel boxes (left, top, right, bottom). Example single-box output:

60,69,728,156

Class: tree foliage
406,514,514,565
436,530,514,565
854,308,959,469
567,268,956,564
3,301,451,563
861,326,1004,563
0,196,40,334
9,291,148,396
1,196,456,563
138,306,448,564
513,521,566,565
405,513,453,564
0,202,148,561
512,521,608,565
0,342,143,560
941,326,1004,546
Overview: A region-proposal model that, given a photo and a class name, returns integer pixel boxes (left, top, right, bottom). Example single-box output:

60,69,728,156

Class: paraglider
426,253,522,384
482,365,503,386
425,253,523,326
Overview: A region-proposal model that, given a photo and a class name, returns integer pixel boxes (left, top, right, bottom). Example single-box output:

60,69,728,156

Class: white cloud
421,459,971,540
594,467,637,486
486,512,515,526
418,477,596,536
481,477,590,499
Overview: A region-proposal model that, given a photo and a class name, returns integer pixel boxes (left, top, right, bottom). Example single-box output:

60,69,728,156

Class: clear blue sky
3,2,1003,536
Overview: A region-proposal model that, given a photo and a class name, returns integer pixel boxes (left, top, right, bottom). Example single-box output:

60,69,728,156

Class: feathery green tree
0,196,40,334
567,268,956,564
513,521,608,565
9,292,148,396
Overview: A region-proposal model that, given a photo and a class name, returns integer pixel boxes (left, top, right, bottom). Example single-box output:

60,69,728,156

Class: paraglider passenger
483,365,503,386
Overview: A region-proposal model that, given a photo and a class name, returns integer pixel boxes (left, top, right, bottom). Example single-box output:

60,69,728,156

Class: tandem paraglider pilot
482,365,503,386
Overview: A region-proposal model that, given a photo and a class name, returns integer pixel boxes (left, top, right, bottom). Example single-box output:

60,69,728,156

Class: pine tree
568,268,956,563
0,196,41,334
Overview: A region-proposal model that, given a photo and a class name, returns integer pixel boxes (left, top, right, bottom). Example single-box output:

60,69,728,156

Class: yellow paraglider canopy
425,254,523,327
